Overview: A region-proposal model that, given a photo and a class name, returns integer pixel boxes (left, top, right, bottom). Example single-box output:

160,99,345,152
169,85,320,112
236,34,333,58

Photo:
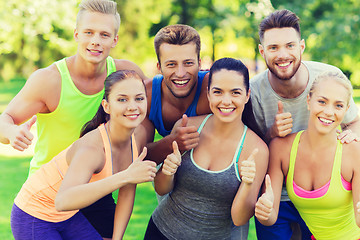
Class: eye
184,61,194,66
135,96,145,102
287,44,295,49
102,33,110,37
336,104,344,109
84,31,91,35
232,91,241,96
166,63,175,67
318,100,326,105
118,98,127,102
269,46,277,51
212,90,221,95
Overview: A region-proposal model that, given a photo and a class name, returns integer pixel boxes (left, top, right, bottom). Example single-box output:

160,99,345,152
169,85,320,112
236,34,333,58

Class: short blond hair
309,71,353,104
76,0,120,34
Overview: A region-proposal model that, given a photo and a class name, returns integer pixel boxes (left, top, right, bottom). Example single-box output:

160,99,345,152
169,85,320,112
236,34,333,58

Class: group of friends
0,0,359,239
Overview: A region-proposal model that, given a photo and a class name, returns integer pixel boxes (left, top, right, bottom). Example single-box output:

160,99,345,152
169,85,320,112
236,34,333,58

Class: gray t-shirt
152,116,248,240
250,61,359,200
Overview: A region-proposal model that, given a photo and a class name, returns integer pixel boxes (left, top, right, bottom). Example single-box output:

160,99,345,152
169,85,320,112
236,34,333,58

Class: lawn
1,80,359,239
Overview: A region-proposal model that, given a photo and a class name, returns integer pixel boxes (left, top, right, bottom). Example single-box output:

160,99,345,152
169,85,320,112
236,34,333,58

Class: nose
222,93,232,105
277,46,290,59
175,64,186,78
90,34,100,46
127,100,138,111
323,105,334,116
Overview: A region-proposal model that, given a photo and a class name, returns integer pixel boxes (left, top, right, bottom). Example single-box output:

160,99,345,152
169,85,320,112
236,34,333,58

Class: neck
268,63,309,98
208,116,245,140
302,126,338,150
106,121,134,148
161,81,198,111
69,54,107,79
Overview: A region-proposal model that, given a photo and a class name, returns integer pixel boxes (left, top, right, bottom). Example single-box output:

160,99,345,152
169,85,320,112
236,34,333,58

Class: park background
1,0,360,239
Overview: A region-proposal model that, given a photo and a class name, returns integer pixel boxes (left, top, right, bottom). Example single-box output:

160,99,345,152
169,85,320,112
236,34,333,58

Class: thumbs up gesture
270,101,293,139
240,148,258,184
255,175,274,221
126,147,157,184
162,141,182,176
171,114,200,152
10,115,37,151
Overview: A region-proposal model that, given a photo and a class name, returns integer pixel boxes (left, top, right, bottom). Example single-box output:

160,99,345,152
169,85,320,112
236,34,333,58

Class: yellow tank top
29,56,116,176
286,131,360,240
15,124,138,222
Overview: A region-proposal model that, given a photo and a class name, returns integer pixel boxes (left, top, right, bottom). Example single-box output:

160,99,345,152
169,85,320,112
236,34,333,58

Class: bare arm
112,184,136,239
231,138,269,226
0,68,57,150
255,138,287,226
153,141,181,196
55,146,157,211
351,146,360,227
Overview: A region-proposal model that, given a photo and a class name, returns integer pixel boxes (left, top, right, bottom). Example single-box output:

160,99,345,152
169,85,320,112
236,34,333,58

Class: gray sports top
152,114,248,240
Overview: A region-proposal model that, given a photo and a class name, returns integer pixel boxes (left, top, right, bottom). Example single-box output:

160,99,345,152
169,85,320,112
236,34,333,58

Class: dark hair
80,70,144,137
208,57,263,138
154,24,201,65
259,9,301,43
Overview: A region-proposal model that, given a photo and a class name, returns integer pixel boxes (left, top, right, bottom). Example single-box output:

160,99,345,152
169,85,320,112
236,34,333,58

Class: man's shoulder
250,70,268,87
28,63,61,85
303,61,341,73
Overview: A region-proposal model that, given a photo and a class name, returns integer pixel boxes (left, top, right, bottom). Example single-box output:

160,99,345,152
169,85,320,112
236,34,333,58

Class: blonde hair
309,71,353,104
76,0,121,34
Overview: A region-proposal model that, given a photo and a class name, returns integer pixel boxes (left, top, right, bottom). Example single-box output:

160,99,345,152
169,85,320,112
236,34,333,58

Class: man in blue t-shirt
142,24,211,164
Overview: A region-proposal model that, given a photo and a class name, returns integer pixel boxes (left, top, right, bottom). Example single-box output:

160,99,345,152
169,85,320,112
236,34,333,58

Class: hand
255,175,274,221
240,148,258,184
270,101,293,138
9,115,37,151
336,129,360,144
162,141,181,176
171,114,199,152
125,147,157,184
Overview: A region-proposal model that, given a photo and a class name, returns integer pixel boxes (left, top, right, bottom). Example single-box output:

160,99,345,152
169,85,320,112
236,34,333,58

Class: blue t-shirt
149,71,208,137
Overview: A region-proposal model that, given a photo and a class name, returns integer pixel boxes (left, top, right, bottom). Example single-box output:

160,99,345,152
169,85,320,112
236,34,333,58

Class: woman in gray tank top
144,58,269,240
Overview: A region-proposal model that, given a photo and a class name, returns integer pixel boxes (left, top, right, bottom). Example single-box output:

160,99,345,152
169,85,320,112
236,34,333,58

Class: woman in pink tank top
255,71,360,239
11,70,157,240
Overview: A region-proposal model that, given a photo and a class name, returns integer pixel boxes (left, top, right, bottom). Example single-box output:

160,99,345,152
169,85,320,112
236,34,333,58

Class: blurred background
1,0,360,85
0,0,359,239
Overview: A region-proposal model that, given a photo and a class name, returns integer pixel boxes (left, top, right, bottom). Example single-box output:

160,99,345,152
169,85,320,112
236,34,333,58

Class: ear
157,62,161,72
102,99,110,114
112,35,119,48
246,88,251,104
300,39,306,54
198,57,202,69
258,44,265,58
306,94,310,110
74,28,79,42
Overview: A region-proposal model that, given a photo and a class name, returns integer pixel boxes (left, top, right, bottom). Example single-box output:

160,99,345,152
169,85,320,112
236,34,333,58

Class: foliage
1,0,359,86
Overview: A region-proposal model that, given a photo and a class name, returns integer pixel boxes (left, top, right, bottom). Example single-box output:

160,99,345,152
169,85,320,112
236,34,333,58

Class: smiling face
103,78,147,129
158,43,200,98
307,78,350,134
74,11,118,64
207,69,249,123
259,27,305,81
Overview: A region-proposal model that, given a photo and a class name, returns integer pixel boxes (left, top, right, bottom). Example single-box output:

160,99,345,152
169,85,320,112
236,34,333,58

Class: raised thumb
181,114,188,127
172,141,180,156
25,115,37,130
265,174,273,195
135,147,147,162
277,101,284,114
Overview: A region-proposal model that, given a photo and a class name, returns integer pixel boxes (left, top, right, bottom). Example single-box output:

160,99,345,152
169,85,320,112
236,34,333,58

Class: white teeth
319,117,333,124
174,80,188,85
220,108,234,113
278,62,290,67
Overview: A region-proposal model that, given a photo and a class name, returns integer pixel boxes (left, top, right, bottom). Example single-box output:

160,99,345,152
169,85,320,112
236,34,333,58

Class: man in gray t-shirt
251,9,360,240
